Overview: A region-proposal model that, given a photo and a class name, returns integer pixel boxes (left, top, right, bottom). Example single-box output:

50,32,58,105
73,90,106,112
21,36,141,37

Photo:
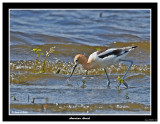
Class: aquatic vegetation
96,48,101,51
32,47,55,74
81,79,86,88
56,69,61,74
117,76,124,84
11,96,19,101
31,98,36,104
117,76,124,90
42,104,47,113
32,48,44,73
10,60,150,76
41,47,55,73
10,102,150,113
125,93,129,99
56,64,61,74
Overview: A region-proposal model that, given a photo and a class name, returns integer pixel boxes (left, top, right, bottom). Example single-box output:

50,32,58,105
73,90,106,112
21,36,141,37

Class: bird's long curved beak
68,63,78,80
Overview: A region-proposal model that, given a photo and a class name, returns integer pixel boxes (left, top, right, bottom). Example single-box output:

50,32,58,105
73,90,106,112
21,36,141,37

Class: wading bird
69,46,137,88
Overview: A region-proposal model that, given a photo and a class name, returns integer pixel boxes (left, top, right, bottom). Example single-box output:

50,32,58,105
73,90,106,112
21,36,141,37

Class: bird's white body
88,51,118,68
87,47,135,68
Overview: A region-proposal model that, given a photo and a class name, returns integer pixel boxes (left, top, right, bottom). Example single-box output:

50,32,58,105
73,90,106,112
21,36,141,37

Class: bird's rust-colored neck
81,61,92,70
74,54,98,70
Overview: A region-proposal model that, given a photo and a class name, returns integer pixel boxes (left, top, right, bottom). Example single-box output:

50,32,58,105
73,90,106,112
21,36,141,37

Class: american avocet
69,46,137,88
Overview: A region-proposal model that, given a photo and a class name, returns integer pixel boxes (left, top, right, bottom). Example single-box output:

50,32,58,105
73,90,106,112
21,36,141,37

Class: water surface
10,9,151,115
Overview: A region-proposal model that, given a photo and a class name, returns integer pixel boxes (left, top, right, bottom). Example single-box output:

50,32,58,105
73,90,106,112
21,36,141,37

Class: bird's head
69,54,87,79
74,54,86,65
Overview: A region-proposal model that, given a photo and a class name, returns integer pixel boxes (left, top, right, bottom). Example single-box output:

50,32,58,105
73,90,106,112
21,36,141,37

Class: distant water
10,9,151,115
10,10,150,45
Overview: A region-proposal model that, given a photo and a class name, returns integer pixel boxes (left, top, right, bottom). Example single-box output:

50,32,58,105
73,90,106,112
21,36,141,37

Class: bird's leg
120,59,133,79
119,59,133,88
104,68,111,87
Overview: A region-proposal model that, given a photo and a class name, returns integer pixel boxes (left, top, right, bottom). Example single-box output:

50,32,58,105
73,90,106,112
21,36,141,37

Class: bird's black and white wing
97,46,137,59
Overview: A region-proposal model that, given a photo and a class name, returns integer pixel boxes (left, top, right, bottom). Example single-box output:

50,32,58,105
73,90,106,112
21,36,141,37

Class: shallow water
9,9,151,115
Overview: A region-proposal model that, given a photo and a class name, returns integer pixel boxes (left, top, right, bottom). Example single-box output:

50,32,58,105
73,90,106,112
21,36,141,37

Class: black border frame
3,2,157,121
